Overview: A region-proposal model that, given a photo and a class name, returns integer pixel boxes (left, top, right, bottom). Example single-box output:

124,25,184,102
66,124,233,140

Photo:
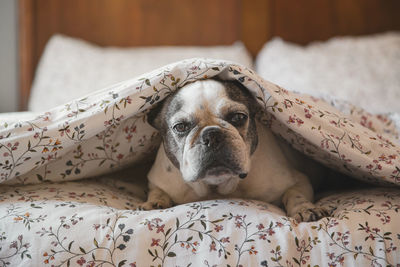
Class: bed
1,0,400,266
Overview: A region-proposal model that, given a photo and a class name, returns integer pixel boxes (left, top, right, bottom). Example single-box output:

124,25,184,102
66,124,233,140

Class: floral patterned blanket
1,58,400,266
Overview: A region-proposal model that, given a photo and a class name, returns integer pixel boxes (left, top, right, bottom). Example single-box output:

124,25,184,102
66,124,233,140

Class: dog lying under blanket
142,79,328,222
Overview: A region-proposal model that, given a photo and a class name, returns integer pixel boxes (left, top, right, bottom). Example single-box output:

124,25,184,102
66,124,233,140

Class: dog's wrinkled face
148,79,259,185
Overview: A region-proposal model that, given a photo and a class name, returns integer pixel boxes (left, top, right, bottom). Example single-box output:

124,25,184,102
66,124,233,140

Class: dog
141,79,328,222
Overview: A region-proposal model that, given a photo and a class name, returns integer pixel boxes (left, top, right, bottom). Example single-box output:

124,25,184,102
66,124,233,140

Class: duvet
1,59,400,266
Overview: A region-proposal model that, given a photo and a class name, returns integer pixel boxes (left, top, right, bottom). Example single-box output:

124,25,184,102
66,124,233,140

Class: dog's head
148,79,259,186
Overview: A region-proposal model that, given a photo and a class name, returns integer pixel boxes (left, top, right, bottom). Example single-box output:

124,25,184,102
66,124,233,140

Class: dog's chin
200,166,237,185
202,174,234,186
202,168,240,195
206,165,233,176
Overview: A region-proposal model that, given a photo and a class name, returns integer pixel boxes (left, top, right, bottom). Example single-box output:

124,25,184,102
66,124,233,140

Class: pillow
255,32,400,114
28,34,253,111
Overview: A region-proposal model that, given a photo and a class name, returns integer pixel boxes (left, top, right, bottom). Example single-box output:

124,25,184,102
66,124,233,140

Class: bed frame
18,0,400,111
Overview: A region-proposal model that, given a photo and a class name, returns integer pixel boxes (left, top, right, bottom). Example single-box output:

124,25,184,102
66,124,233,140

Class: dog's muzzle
198,126,248,180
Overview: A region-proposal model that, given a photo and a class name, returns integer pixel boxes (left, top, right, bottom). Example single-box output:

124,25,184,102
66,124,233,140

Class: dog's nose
239,173,247,179
200,126,223,147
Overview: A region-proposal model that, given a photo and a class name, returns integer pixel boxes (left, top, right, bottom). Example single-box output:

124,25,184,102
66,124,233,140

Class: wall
0,0,18,112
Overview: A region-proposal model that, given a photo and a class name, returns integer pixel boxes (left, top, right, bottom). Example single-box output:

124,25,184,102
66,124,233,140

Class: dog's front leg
140,182,173,210
282,171,329,222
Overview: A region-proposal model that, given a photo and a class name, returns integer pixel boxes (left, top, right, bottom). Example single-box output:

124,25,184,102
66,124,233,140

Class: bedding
28,35,253,112
1,182,399,266
255,32,400,114
1,58,400,266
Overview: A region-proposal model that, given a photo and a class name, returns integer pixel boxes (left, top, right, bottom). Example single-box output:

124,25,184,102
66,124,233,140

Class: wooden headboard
18,0,400,111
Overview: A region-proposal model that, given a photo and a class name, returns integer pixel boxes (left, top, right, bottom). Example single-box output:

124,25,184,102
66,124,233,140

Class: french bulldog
142,79,328,222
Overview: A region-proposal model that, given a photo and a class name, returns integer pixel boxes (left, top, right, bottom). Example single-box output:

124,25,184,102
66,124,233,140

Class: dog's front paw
293,206,330,222
139,200,170,210
139,194,173,210
140,183,173,210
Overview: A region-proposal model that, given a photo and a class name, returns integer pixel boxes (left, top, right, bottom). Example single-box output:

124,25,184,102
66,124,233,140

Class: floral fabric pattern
1,182,399,266
1,58,400,265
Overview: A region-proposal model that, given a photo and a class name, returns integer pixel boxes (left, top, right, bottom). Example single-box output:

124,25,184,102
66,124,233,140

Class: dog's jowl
141,79,328,222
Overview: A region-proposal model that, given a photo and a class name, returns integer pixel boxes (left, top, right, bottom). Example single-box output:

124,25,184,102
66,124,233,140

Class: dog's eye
230,112,248,125
173,122,190,133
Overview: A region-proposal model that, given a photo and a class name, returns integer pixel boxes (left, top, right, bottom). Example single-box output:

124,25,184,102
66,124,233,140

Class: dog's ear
146,102,164,130
219,79,262,116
